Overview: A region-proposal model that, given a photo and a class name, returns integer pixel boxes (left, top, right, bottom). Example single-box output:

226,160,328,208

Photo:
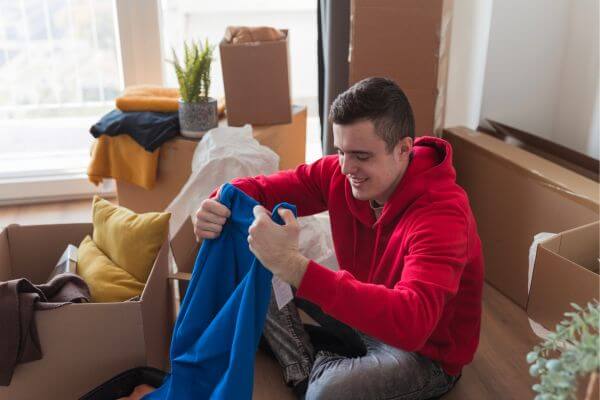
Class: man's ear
395,137,413,159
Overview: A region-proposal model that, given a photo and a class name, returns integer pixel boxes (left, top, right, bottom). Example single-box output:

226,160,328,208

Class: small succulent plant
170,39,214,103
527,302,599,400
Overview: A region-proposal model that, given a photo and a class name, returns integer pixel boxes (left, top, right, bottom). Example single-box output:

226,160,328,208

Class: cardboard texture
117,106,307,214
220,30,292,126
444,127,599,308
349,0,453,137
527,221,599,330
0,223,171,399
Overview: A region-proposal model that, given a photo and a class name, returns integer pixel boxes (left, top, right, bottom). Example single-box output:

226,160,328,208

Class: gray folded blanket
0,273,91,386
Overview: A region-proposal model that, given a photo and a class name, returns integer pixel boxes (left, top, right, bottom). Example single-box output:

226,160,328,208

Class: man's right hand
193,198,231,241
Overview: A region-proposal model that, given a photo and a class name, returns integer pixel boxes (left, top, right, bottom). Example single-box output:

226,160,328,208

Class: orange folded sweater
116,85,226,116
116,85,180,113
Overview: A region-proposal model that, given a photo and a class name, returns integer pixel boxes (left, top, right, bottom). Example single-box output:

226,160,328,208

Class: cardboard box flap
0,227,11,282
541,221,599,273
140,240,171,369
170,216,201,274
7,223,92,283
446,127,599,208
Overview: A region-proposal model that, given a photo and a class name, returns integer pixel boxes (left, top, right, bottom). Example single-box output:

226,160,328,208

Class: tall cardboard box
0,223,171,399
444,127,599,309
117,106,307,214
220,30,292,126
527,221,599,330
349,0,453,136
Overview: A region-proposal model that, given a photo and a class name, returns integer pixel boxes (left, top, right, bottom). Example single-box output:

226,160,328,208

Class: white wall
477,0,599,158
445,0,493,130
553,0,599,158
480,0,570,138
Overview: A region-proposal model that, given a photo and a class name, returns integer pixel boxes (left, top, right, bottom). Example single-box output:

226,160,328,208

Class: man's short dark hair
329,77,415,151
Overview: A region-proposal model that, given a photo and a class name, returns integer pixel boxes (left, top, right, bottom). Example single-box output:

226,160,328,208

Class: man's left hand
248,206,309,288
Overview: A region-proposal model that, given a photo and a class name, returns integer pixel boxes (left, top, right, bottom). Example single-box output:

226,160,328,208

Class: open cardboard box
220,29,292,126
527,221,599,330
0,223,171,399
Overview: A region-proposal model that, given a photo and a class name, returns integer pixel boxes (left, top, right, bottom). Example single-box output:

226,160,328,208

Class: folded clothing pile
88,85,226,190
76,196,170,303
116,86,181,113
223,26,285,44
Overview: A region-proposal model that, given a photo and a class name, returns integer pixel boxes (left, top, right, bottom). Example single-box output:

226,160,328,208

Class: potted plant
171,39,217,138
527,302,599,400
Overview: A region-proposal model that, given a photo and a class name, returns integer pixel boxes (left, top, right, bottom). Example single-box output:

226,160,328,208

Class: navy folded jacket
90,109,179,152
144,183,295,400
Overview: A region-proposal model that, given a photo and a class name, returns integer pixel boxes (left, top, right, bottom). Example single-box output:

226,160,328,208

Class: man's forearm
279,253,309,288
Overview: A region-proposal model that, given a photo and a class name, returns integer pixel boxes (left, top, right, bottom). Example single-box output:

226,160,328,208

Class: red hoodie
230,136,484,376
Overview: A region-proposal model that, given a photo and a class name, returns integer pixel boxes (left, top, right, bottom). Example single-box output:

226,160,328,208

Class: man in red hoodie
194,77,484,399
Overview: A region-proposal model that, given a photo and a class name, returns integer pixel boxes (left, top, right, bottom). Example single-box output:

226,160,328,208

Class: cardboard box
349,0,453,136
0,223,171,399
444,127,599,309
527,221,599,330
220,30,292,126
117,106,307,214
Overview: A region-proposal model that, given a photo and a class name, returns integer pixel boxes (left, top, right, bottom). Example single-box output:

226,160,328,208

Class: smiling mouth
349,177,368,186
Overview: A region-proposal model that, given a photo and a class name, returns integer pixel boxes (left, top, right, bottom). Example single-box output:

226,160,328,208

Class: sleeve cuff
296,260,339,307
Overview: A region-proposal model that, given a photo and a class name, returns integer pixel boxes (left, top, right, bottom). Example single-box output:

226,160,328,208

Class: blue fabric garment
90,109,179,152
144,183,295,400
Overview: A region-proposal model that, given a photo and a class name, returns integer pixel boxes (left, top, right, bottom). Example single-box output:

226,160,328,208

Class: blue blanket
145,183,294,399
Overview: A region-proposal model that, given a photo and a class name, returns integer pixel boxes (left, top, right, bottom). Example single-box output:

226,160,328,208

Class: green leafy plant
170,39,214,103
527,302,599,400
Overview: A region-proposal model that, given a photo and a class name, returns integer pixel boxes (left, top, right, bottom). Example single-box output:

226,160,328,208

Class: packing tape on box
527,232,556,339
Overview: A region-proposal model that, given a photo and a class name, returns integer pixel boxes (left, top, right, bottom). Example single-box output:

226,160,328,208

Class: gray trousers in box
261,292,459,400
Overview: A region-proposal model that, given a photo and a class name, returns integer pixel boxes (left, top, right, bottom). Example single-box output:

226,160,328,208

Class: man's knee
304,356,365,400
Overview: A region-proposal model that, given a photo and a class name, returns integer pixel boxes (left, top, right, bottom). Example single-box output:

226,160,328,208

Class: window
0,0,121,185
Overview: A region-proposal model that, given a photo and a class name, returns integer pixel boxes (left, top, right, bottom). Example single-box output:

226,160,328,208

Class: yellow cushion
92,196,170,283
77,236,145,302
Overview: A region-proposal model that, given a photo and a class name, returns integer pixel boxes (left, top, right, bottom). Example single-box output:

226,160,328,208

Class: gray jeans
261,293,459,400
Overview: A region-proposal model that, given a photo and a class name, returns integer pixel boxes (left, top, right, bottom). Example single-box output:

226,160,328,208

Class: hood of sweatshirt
345,136,457,228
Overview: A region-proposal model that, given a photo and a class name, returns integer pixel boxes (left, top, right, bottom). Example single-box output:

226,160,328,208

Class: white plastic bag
165,125,279,234
527,232,556,339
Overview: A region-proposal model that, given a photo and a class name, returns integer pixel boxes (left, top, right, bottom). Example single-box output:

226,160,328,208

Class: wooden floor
0,198,96,228
0,199,541,399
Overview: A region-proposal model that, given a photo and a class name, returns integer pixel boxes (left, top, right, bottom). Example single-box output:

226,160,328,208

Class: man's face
333,119,412,204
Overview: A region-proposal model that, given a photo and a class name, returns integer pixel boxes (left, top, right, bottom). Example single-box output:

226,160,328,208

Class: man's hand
193,197,231,241
248,205,309,288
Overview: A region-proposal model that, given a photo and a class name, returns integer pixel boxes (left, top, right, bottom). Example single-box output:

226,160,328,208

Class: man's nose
340,156,356,175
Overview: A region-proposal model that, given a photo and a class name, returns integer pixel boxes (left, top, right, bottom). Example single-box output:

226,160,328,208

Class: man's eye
356,155,370,161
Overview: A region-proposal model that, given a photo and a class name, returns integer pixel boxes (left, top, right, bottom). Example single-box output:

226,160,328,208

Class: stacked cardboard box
349,0,453,136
